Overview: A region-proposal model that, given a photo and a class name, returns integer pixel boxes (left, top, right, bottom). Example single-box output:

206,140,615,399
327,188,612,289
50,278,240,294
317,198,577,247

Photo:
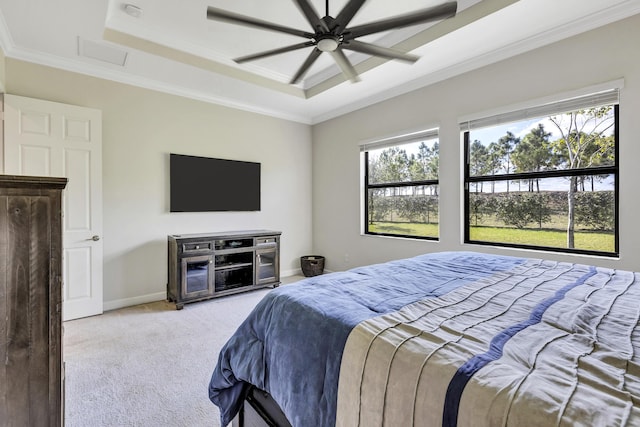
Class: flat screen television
170,153,261,212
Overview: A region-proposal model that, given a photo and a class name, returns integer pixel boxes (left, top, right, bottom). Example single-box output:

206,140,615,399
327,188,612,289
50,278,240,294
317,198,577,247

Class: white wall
5,60,313,309
312,14,640,273
0,46,5,92
0,47,5,171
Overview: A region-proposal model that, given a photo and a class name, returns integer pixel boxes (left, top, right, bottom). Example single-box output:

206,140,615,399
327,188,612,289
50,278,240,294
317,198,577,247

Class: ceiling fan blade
290,48,323,84
342,40,419,63
344,1,457,40
235,41,316,63
330,49,360,83
207,6,314,39
293,0,329,32
333,0,366,33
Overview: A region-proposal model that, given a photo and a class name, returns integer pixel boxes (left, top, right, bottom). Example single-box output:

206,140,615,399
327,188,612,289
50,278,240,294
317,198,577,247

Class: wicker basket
300,255,325,277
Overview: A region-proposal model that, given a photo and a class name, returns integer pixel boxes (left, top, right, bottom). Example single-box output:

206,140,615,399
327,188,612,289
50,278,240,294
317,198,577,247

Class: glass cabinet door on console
256,248,278,285
181,254,214,298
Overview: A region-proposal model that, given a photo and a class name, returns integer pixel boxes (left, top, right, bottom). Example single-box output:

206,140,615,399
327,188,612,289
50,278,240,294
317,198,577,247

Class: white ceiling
0,0,639,124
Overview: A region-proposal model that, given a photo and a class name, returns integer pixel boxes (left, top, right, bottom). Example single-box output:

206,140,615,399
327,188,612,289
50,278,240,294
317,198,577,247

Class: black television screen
170,154,261,212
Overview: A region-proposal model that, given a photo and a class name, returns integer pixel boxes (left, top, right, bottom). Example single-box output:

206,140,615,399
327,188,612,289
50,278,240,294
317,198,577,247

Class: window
462,89,619,256
362,129,439,239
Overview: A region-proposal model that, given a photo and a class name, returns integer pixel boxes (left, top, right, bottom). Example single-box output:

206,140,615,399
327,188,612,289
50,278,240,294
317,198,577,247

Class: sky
368,137,438,160
471,110,615,146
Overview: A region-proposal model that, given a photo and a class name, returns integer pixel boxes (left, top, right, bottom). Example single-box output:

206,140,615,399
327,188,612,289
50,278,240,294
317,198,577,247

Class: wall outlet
344,253,349,263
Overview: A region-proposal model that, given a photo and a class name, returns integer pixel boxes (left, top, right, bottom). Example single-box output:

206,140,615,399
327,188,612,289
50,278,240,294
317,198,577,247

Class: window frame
463,104,619,257
362,131,440,241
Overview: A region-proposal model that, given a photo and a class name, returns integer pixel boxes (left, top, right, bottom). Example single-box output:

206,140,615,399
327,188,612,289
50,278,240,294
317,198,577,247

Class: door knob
91,235,100,241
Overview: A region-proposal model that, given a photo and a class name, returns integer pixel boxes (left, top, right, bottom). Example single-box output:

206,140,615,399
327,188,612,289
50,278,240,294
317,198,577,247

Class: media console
167,230,281,309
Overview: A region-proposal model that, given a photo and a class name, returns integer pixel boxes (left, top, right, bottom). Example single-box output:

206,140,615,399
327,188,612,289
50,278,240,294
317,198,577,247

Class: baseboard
281,268,302,277
103,291,167,312
103,271,303,312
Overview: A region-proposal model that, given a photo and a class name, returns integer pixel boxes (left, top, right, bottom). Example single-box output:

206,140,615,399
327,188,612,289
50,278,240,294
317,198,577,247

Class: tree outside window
365,138,439,239
465,102,618,256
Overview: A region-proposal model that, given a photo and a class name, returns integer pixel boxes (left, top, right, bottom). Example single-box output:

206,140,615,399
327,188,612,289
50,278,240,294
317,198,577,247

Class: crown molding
8,46,312,124
0,7,311,123
310,1,640,124
0,42,311,125
104,18,296,86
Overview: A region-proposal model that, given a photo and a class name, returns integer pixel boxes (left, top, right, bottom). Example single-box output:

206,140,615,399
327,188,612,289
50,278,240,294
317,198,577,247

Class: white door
3,94,103,321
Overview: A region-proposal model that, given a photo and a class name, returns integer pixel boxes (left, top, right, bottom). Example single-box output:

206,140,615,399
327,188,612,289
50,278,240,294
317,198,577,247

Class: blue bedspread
208,252,525,427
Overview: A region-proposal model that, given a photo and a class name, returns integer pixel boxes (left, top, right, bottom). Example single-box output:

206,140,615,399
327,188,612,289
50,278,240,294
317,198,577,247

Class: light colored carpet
64,276,304,427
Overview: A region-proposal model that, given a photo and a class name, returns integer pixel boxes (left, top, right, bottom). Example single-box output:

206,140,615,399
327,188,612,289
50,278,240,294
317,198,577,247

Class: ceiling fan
206,1,458,84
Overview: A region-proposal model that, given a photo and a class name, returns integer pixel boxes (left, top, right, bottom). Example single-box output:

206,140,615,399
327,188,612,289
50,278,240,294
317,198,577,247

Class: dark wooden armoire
0,174,67,426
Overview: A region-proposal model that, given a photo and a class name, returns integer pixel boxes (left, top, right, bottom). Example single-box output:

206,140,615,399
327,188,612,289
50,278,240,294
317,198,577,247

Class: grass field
369,222,439,238
369,221,615,252
469,226,614,252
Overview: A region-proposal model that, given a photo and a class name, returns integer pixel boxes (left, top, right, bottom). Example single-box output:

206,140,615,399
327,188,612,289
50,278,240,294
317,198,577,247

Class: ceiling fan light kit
206,0,458,85
317,37,339,52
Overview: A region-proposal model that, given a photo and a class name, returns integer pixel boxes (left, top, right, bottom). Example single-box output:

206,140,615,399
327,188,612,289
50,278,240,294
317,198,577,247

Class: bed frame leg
230,387,292,427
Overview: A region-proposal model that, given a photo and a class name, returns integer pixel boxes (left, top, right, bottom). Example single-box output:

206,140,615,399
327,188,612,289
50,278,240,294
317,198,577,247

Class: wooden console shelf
167,230,281,309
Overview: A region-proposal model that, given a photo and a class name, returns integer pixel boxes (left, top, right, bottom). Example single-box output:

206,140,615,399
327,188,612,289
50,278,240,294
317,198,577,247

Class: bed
208,251,640,426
